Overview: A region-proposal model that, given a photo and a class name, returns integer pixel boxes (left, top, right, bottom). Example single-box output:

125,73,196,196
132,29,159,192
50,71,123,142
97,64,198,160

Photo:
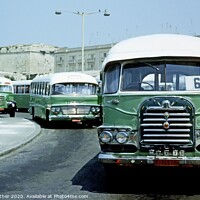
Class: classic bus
29,72,101,126
0,77,17,117
97,34,200,172
12,80,32,112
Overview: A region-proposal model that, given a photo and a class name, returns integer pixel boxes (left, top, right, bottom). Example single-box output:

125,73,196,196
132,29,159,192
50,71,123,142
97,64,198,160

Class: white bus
29,72,101,126
12,80,32,111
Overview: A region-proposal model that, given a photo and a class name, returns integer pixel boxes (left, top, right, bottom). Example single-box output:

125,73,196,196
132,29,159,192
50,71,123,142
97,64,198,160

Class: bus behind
29,72,101,127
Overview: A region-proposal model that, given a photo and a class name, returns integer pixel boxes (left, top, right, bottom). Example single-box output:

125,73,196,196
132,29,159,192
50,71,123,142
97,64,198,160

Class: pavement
0,116,41,156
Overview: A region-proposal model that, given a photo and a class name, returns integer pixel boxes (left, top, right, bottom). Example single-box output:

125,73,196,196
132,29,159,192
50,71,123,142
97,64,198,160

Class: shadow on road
33,117,96,129
72,155,200,196
71,154,106,193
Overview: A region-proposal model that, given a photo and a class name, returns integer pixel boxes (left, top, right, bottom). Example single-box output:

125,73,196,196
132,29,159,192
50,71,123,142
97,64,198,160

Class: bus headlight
91,106,100,114
115,131,129,144
99,131,113,143
51,107,62,115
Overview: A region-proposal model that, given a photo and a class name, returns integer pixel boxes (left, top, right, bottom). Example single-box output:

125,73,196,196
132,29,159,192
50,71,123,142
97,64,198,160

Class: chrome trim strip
98,153,200,165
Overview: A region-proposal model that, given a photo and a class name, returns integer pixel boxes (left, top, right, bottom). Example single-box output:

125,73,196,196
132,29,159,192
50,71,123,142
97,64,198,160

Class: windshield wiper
139,62,159,71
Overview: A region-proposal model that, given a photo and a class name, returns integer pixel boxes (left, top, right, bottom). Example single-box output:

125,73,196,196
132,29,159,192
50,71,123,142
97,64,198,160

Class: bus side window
39,83,42,95
47,83,50,95
20,86,23,93
16,86,19,94
38,83,40,95
36,83,39,95
44,83,47,95
26,85,30,94
104,64,120,94
31,83,34,94
22,86,25,94
42,82,45,95
35,83,38,94
16,86,19,93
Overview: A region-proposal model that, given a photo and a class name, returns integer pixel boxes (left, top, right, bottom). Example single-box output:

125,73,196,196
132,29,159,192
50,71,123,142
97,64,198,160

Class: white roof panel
32,72,98,85
103,34,200,68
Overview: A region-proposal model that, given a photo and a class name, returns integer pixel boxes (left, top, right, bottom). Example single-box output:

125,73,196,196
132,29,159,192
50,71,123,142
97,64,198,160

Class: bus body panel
102,92,200,128
97,34,200,169
12,80,31,111
30,72,101,126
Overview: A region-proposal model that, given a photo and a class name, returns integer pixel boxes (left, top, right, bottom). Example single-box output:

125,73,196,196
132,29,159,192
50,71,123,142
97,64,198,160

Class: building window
69,55,75,63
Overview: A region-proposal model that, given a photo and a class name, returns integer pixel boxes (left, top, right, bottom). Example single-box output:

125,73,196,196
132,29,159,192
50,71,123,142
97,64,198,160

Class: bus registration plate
154,160,179,166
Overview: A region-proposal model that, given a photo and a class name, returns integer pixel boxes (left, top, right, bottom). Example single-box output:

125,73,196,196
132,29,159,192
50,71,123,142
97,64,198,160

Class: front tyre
31,107,35,120
9,109,15,117
7,101,16,117
45,110,51,127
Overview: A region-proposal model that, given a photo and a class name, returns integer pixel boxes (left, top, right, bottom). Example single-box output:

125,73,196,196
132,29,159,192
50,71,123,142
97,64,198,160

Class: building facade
0,44,59,79
0,43,113,80
54,44,113,77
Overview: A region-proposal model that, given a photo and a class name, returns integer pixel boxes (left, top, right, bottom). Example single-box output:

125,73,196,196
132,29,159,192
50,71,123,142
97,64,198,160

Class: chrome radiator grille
140,97,194,149
62,105,91,115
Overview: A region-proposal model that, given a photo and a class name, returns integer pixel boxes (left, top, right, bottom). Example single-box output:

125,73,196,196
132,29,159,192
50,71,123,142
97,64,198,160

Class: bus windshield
104,60,200,93
0,85,12,92
52,83,97,95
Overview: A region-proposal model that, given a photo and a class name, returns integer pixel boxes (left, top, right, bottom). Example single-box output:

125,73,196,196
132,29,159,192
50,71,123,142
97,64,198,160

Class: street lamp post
55,9,110,72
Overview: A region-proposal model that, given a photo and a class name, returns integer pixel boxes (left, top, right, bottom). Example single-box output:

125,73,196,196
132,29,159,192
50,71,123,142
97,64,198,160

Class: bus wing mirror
100,71,102,81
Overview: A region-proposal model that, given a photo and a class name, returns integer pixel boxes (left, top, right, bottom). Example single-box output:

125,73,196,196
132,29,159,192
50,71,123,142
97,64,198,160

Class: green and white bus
12,80,32,112
0,77,17,117
29,72,101,126
97,34,200,171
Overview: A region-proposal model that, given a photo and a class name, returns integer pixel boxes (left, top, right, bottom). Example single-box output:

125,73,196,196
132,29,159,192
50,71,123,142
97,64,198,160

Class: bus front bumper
98,153,200,167
49,115,100,122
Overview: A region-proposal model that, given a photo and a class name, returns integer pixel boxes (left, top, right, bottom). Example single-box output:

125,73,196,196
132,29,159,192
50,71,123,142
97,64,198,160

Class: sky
1,0,200,48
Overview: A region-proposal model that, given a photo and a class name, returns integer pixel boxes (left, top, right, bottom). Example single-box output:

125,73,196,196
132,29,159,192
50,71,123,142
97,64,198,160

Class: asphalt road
0,112,200,200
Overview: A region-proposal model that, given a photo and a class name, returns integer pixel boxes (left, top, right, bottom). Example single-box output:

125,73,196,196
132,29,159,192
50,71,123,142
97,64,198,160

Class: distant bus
29,72,101,126
12,80,32,112
0,77,17,117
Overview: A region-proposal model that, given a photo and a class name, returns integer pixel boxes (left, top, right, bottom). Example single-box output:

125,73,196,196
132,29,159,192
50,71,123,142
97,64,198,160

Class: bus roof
31,72,98,85
0,77,12,85
103,34,200,69
12,80,32,85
